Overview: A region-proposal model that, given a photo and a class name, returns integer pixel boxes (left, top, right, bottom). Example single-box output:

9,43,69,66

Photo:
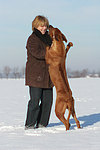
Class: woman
25,15,53,129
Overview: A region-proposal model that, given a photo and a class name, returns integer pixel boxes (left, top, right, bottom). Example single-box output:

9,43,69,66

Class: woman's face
37,25,47,34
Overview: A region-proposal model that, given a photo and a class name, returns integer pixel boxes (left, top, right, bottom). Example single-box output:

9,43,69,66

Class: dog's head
49,25,67,43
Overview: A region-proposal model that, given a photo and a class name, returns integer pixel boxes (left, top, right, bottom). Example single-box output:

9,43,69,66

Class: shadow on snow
48,113,100,129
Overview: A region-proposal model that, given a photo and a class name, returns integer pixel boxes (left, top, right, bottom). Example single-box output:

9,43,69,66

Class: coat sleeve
26,34,46,59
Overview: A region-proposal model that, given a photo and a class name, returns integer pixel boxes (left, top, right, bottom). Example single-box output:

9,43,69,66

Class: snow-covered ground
0,78,100,150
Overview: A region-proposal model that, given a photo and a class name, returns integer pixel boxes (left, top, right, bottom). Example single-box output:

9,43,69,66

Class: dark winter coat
25,29,53,88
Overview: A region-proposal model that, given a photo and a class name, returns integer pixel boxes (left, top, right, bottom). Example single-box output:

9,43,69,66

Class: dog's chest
51,41,66,57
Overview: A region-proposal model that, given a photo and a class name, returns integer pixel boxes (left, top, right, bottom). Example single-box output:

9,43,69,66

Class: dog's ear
55,33,67,42
62,34,67,43
55,34,59,41
52,30,59,41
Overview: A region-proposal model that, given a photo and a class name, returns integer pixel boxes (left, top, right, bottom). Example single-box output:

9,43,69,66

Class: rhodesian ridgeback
45,25,81,130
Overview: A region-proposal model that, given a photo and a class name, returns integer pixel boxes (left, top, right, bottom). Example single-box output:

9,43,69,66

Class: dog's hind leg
72,112,81,129
66,108,71,130
55,99,70,130
71,98,81,129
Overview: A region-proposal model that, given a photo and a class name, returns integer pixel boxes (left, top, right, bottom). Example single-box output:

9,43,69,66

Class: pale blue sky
0,0,100,72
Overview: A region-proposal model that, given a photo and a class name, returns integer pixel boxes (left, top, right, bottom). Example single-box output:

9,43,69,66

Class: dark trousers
25,86,53,127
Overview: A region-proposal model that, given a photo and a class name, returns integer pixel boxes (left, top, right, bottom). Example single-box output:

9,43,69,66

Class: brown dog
45,25,81,130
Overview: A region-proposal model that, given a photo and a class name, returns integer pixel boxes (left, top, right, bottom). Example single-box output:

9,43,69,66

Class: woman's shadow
48,113,100,129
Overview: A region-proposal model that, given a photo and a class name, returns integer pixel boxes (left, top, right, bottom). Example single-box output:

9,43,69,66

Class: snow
0,78,100,150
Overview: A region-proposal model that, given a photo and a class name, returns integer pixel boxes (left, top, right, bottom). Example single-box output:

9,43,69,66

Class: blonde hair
32,15,49,31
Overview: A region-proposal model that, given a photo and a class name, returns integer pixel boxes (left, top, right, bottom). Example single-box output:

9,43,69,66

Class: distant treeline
0,66,25,79
0,66,100,79
67,68,100,78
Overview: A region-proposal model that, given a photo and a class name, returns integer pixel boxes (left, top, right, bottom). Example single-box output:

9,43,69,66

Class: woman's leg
38,88,53,127
25,86,42,127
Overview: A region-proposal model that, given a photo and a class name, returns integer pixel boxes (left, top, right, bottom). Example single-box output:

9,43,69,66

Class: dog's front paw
66,42,73,53
68,42,73,47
